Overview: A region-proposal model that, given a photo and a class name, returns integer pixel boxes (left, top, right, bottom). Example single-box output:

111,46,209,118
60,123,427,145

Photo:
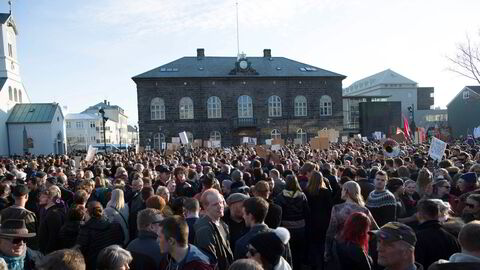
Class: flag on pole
403,115,411,139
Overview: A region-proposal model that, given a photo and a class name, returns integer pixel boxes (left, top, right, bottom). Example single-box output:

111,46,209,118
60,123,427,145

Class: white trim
446,86,480,107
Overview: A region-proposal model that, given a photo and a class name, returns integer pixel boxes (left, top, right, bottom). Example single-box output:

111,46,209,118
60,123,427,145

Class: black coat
38,204,65,254
58,220,82,249
415,220,461,269
334,240,372,270
305,188,333,243
264,200,282,229
77,217,124,270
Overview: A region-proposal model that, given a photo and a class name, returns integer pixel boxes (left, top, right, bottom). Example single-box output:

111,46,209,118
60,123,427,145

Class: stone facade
133,50,346,147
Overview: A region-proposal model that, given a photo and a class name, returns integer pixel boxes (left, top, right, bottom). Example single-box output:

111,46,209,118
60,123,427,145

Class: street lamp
407,104,416,135
99,108,109,154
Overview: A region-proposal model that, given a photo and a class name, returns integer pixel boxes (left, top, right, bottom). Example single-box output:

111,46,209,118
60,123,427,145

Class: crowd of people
0,138,479,270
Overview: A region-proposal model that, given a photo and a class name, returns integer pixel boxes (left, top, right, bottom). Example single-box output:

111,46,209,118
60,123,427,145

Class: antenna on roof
235,1,240,57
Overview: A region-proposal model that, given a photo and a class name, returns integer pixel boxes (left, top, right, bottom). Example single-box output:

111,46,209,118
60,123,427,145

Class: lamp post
99,108,109,154
408,104,416,135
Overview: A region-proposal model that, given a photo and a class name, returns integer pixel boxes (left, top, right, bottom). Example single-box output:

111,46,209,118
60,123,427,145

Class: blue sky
5,0,480,125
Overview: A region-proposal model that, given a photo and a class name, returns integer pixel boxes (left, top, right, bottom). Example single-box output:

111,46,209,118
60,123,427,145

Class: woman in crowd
104,189,130,245
401,179,419,217
386,177,407,219
275,174,310,270
96,245,132,270
325,181,378,262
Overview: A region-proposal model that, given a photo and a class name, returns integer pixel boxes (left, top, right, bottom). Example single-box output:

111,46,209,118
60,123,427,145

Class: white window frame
153,133,165,150
463,90,470,99
151,97,165,120
238,95,253,118
179,97,194,119
296,128,307,143
294,95,307,116
320,95,332,116
271,129,281,140
210,131,221,141
207,96,222,119
268,95,282,117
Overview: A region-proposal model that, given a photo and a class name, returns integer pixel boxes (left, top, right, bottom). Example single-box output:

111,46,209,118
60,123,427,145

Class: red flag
403,115,411,138
396,127,403,134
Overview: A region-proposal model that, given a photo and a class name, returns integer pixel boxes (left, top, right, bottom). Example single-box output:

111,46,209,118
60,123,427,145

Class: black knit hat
249,227,290,266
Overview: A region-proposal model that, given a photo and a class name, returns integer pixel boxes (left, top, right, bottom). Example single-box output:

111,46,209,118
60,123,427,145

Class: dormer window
463,90,470,99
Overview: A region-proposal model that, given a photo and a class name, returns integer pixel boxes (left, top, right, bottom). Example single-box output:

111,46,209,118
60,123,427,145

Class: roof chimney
197,48,205,59
104,99,107,105
263,49,271,58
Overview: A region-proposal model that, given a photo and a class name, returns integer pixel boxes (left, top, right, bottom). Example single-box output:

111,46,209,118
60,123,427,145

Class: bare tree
447,31,480,84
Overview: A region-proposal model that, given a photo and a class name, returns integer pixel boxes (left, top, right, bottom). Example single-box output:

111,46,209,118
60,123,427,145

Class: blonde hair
107,189,125,210
343,181,365,207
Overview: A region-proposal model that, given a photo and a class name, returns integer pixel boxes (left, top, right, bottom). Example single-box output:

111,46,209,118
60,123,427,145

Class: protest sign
179,132,189,144
362,137,368,142
310,137,329,150
192,139,203,148
85,145,97,162
341,136,348,143
428,137,447,161
271,144,282,151
255,146,268,159
211,140,221,148
265,139,273,145
272,139,285,146
294,138,303,145
172,137,180,144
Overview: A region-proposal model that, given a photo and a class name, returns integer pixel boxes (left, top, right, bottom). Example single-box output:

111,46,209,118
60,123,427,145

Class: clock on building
239,60,248,70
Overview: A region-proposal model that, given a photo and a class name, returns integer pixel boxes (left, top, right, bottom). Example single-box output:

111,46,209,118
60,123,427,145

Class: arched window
18,90,22,103
296,128,307,144
207,96,222,118
150,97,165,120
294,95,307,116
238,95,253,118
14,88,17,102
179,97,194,119
186,132,194,143
8,87,12,100
271,129,281,140
210,131,221,141
320,95,332,116
153,133,165,150
268,95,282,117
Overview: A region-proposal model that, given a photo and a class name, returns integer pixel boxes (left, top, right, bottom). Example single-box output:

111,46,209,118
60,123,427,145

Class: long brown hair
306,171,327,196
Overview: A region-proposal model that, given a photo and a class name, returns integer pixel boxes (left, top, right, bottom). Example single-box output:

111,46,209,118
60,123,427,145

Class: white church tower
0,10,30,156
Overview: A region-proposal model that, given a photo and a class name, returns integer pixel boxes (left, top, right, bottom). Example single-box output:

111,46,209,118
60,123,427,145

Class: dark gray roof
0,78,7,90
127,125,137,132
467,85,480,95
133,56,346,79
82,102,121,112
0,13,10,24
7,103,60,124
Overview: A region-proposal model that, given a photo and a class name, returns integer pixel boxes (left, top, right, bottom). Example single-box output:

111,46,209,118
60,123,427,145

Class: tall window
296,128,307,144
320,95,332,116
238,95,253,118
66,121,71,129
76,122,83,129
8,87,12,101
294,95,307,116
210,131,221,141
18,91,22,103
153,133,165,150
207,96,222,118
179,97,194,119
268,95,282,117
151,97,165,120
271,129,281,140
13,88,17,102
186,132,194,143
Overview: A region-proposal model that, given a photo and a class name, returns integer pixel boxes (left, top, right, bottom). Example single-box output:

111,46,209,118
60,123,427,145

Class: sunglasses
465,203,476,208
1,238,26,245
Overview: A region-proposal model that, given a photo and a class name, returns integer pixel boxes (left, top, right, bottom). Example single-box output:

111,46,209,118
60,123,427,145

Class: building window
207,96,222,118
66,121,71,129
76,122,83,129
8,87,12,101
210,131,221,141
296,128,307,143
319,95,332,116
294,95,307,116
18,91,22,103
151,97,165,120
90,121,95,128
186,132,194,143
463,91,470,99
8,43,12,57
179,97,194,119
271,129,281,140
13,88,17,102
268,95,282,117
238,95,253,118
153,133,165,150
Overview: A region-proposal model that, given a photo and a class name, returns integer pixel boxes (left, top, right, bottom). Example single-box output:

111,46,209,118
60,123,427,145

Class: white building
127,125,139,146
65,112,117,152
6,103,66,155
83,100,128,145
0,13,31,156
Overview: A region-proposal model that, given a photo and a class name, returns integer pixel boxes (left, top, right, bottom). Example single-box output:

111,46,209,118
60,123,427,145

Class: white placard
428,137,447,161
85,145,97,162
161,142,166,149
172,137,180,144
179,132,189,144
271,144,281,151
243,137,249,144
373,131,382,140
341,136,348,143
265,139,272,145
211,140,221,148
474,126,480,139
362,137,368,142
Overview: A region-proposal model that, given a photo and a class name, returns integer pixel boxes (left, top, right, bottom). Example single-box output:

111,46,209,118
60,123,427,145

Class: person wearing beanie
247,227,292,270
223,193,249,252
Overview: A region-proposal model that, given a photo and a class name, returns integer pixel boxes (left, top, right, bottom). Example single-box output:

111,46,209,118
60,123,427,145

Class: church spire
8,0,11,14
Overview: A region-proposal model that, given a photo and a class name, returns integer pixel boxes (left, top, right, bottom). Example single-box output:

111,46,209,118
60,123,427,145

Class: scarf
0,253,26,270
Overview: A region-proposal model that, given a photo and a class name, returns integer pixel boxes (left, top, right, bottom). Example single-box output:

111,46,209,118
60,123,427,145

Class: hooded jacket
159,244,215,270
275,190,310,229
428,253,480,270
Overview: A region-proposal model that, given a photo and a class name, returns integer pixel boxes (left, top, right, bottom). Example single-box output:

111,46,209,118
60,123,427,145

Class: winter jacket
275,190,310,229
305,188,333,244
428,253,480,270
58,220,82,249
38,203,65,254
194,215,233,270
334,240,372,270
265,200,282,229
76,217,124,270
234,223,271,259
127,230,163,269
104,204,130,245
158,244,215,270
415,220,461,269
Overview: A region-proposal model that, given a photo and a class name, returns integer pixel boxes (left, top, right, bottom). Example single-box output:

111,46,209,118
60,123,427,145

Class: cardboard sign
172,137,180,144
428,137,447,161
135,144,140,154
203,141,212,148
271,144,282,151
391,133,406,143
179,132,189,144
310,137,329,150
341,136,348,143
211,140,221,148
265,139,273,145
255,146,269,159
192,139,203,148
318,128,329,137
294,138,303,145
272,139,285,146
85,145,97,162
318,128,339,143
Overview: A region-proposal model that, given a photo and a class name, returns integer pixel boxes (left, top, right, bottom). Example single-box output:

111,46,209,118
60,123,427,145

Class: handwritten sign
85,145,97,162
179,132,189,144
428,137,447,161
